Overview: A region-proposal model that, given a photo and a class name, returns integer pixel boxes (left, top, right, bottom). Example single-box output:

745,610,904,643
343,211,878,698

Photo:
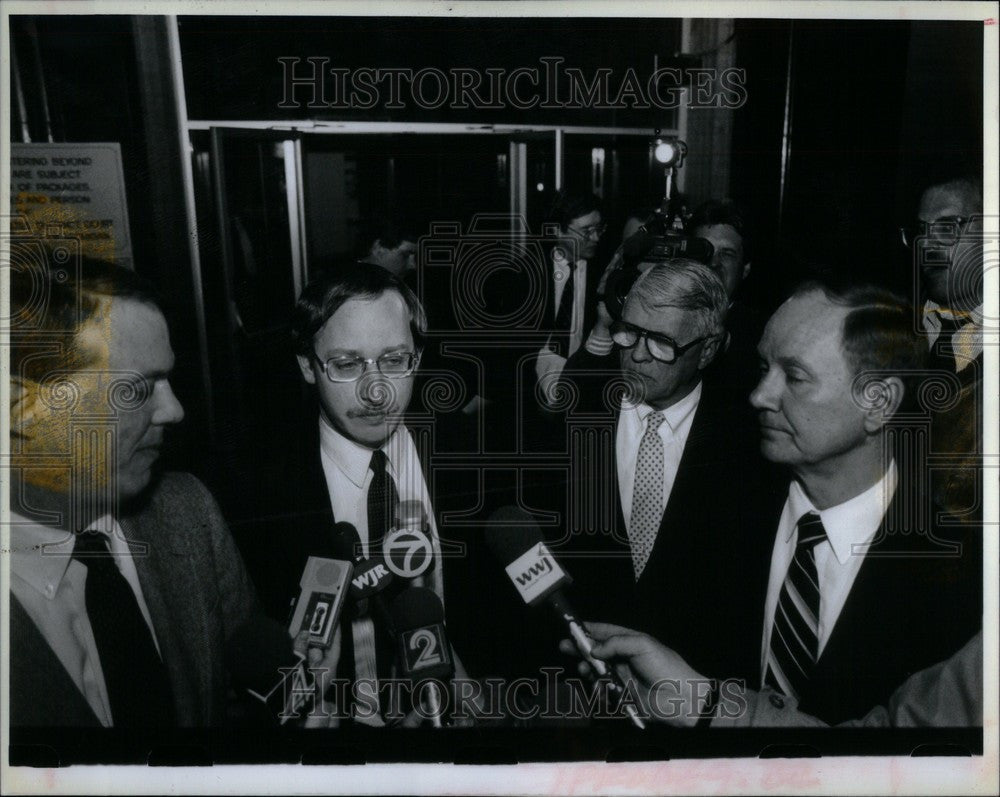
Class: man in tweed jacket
7,258,258,728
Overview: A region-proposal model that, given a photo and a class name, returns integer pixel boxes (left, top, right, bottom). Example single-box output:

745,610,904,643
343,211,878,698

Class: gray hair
627,258,729,339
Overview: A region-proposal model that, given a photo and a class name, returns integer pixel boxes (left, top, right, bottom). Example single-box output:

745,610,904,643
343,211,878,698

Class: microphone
383,500,436,582
226,616,312,725
484,505,646,729
330,521,396,604
389,586,454,727
287,555,353,650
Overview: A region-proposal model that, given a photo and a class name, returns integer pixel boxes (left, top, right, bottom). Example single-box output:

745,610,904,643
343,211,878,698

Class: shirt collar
552,248,585,270
625,381,702,434
9,511,78,599
318,415,402,488
785,460,898,565
923,299,983,328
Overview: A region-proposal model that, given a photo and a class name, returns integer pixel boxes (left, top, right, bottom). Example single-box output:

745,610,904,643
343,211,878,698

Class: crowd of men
6,175,985,731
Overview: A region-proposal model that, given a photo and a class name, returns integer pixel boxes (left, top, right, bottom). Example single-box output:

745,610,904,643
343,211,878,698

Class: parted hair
628,258,729,339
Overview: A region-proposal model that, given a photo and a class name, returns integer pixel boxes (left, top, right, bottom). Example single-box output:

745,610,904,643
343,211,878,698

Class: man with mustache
8,257,262,728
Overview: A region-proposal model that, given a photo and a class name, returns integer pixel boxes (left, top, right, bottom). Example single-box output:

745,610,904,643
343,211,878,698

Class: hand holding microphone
485,506,646,729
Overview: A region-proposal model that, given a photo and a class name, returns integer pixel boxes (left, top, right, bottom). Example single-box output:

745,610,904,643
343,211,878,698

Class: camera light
654,140,677,165
536,182,545,192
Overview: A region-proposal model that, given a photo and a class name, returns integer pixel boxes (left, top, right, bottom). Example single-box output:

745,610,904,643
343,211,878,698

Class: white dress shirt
922,300,983,373
317,417,444,599
9,511,161,727
615,382,702,532
760,461,899,684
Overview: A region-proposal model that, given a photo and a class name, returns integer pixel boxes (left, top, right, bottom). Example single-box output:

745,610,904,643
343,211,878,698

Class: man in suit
749,280,980,724
903,177,984,518
547,258,779,683
7,258,263,727
534,191,606,401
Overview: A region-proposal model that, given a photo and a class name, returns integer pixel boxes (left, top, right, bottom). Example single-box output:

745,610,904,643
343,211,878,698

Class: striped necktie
764,512,827,699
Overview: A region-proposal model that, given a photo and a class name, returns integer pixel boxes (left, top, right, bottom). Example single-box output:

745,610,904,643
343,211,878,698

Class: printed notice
10,142,133,265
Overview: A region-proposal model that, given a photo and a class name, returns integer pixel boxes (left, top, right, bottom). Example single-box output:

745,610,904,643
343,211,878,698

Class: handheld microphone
226,616,311,724
287,555,353,650
485,506,646,729
384,499,436,581
389,586,454,727
331,521,396,604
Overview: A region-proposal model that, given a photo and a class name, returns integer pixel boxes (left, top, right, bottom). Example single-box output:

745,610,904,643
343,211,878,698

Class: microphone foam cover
330,521,361,561
389,586,444,632
484,506,544,565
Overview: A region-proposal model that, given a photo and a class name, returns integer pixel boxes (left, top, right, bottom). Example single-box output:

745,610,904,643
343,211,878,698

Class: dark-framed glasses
314,350,419,382
610,321,708,364
899,216,968,248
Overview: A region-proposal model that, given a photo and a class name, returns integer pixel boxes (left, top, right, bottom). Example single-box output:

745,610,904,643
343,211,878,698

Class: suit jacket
546,350,784,683
777,487,982,725
9,472,259,727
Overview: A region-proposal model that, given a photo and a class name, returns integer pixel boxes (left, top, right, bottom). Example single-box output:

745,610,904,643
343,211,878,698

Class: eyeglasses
313,350,419,382
899,216,968,248
570,223,607,240
610,321,708,364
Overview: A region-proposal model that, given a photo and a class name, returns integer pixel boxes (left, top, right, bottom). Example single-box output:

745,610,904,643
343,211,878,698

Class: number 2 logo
409,627,443,669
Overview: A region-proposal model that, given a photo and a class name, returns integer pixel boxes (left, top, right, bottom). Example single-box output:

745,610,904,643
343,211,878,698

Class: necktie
930,313,964,373
73,532,175,726
764,512,828,699
628,411,665,580
353,449,400,726
554,260,576,349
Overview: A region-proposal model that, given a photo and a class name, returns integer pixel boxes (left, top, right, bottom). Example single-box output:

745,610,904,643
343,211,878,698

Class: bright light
536,182,545,192
654,141,677,165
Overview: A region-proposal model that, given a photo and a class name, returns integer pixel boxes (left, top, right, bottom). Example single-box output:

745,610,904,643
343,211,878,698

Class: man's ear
697,333,725,370
10,375,45,437
296,354,318,385
742,260,752,281
856,374,905,432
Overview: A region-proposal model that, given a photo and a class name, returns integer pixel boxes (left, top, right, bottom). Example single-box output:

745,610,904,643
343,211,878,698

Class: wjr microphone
485,505,646,729
389,586,454,728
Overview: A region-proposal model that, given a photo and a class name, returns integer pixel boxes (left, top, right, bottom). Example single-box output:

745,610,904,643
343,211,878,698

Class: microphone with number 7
484,505,646,729
390,586,454,728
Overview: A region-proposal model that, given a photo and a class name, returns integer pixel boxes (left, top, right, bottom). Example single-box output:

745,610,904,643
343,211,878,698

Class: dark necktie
367,449,399,548
73,531,175,726
930,313,964,373
554,260,576,348
764,512,827,700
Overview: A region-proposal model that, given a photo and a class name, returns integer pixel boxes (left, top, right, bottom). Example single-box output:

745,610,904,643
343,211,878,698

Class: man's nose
630,336,653,364
152,381,185,425
358,375,394,408
749,370,778,411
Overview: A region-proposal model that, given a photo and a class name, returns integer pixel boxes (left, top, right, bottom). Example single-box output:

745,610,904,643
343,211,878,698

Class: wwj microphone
484,505,646,729
389,586,454,728
226,616,312,724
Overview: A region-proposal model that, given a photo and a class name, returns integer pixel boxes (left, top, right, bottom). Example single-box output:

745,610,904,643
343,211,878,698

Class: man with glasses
901,176,983,519
546,259,779,684
534,191,607,402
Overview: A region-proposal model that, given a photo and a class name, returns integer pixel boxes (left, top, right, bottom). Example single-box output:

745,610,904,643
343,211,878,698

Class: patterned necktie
73,532,175,726
628,411,665,580
367,449,399,548
764,512,828,699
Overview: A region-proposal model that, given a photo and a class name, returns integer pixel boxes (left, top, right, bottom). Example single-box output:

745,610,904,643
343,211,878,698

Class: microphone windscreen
226,616,297,693
330,521,361,561
389,586,445,632
484,506,545,566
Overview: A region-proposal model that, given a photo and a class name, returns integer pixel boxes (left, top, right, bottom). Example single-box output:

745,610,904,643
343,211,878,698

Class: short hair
546,191,602,231
10,254,162,383
791,279,926,395
687,199,750,262
292,262,427,356
627,258,729,339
